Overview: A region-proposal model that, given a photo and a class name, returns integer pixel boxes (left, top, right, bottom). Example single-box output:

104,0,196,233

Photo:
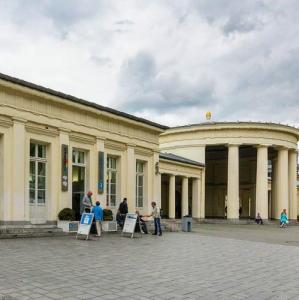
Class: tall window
29,143,47,205
136,161,144,208
106,156,117,207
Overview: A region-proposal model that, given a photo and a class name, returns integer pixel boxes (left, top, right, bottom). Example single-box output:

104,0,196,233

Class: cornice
105,140,127,151
0,115,13,128
135,147,153,157
26,123,59,137
69,132,96,145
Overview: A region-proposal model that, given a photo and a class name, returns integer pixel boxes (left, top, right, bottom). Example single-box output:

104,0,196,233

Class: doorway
72,150,86,220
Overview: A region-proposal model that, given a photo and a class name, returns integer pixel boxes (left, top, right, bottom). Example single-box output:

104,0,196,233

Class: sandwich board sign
76,213,94,240
122,213,138,238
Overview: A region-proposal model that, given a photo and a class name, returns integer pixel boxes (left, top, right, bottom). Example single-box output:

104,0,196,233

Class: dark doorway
72,165,85,220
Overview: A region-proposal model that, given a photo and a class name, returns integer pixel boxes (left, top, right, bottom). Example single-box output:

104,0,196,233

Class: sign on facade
98,151,104,194
61,144,68,191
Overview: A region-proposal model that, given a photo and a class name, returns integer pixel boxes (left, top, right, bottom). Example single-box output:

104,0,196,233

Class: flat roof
0,72,168,130
171,121,299,131
159,152,205,167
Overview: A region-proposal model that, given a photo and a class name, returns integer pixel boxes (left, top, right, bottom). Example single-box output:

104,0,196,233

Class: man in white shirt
148,201,162,236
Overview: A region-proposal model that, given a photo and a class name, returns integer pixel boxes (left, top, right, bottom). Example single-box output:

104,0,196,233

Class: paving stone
1,227,299,299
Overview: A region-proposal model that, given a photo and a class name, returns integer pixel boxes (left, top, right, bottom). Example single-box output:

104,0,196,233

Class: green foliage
103,209,113,221
58,208,75,221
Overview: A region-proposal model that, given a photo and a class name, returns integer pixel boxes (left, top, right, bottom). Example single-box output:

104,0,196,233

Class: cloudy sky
0,0,299,127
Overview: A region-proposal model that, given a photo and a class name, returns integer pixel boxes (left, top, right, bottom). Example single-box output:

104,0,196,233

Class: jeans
154,218,162,234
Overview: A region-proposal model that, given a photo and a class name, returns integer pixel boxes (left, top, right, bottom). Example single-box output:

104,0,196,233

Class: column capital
227,143,241,147
288,148,298,154
254,144,271,149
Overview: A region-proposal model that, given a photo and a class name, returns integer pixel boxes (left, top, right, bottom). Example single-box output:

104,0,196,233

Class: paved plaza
1,225,299,300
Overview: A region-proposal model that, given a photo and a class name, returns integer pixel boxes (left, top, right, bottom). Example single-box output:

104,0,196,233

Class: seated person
280,209,288,228
135,211,148,234
116,209,125,228
255,213,263,225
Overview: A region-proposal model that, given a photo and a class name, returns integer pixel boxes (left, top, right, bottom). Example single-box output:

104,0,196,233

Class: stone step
0,225,67,239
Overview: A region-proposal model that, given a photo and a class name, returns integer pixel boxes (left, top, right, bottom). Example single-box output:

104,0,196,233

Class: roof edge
0,72,168,131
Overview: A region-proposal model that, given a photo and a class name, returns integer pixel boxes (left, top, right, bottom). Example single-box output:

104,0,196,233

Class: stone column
181,177,189,217
227,145,239,219
271,159,278,219
288,150,297,220
12,118,26,222
255,145,268,219
192,177,201,219
276,148,289,218
168,174,175,219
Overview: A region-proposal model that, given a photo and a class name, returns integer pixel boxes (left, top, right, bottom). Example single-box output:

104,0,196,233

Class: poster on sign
77,213,94,239
122,213,138,237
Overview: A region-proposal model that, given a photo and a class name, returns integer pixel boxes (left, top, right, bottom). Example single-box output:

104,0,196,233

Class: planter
102,221,117,232
57,220,79,232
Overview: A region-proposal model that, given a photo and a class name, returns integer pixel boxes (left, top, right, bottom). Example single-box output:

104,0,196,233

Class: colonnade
163,145,297,221
227,145,297,220
166,174,205,219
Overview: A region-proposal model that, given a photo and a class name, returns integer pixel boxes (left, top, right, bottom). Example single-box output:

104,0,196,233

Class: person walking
92,201,104,237
147,201,162,236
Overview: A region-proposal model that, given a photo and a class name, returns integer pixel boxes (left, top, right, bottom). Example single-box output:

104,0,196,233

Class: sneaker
159,233,162,236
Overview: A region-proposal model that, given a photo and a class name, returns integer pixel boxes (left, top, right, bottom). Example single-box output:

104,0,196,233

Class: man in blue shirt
92,201,104,237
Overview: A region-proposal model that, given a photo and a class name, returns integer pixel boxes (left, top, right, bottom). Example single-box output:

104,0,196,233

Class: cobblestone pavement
1,227,299,300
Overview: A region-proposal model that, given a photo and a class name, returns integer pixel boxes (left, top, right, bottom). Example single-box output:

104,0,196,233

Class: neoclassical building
159,123,299,221
0,72,298,226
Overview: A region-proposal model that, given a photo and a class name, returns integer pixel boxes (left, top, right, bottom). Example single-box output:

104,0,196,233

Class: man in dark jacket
116,198,128,228
119,198,128,214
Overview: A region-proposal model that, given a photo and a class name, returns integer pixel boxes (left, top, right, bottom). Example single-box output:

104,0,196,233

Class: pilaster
12,118,26,221
126,145,135,213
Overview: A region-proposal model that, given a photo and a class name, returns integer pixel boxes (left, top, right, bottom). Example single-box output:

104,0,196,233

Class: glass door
72,150,86,220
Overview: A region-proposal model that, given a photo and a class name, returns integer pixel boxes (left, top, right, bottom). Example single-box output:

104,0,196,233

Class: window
106,156,117,207
136,161,144,208
29,143,46,205
72,149,85,165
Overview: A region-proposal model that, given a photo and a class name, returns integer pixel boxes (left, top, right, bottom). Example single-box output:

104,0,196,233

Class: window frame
106,156,117,207
135,161,144,208
29,142,47,206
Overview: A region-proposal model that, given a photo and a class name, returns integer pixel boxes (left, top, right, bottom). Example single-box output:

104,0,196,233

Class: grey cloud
117,52,216,113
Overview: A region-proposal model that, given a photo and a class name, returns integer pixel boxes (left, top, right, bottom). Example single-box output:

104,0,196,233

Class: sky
0,0,299,127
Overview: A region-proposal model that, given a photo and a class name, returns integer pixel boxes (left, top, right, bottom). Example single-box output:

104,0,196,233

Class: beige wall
0,79,163,224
